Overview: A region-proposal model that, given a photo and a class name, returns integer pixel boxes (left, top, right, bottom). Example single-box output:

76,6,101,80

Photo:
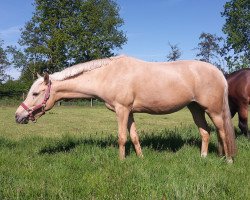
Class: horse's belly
132,98,191,114
130,84,194,114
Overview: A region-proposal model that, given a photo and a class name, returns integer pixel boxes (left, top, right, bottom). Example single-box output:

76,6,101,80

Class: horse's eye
32,92,39,96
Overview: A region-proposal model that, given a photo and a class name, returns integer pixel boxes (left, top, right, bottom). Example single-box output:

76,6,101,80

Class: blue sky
0,0,228,79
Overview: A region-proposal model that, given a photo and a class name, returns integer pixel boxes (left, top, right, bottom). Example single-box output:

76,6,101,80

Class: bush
0,80,28,101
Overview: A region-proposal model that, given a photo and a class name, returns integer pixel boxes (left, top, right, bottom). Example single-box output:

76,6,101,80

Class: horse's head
15,72,55,124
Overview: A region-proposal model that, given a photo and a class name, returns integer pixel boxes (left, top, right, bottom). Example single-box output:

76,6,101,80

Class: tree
221,0,250,72
0,39,10,83
0,79,27,100
195,32,225,71
166,42,181,61
221,0,249,56
223,53,249,73
7,46,43,85
16,0,127,77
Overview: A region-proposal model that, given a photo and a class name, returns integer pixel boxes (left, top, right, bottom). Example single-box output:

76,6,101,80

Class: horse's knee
130,134,139,145
201,130,210,141
118,136,127,146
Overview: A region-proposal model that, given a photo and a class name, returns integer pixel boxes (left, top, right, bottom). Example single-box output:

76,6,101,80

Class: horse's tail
222,84,237,158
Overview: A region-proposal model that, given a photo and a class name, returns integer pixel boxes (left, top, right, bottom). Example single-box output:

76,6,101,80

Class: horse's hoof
201,153,207,158
226,158,234,164
139,154,144,158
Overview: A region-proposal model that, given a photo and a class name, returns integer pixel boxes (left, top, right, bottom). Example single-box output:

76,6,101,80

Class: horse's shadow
126,133,217,156
39,129,218,156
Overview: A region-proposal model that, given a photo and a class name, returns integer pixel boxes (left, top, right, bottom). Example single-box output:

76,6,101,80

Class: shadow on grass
139,131,217,155
0,137,17,149
39,128,218,156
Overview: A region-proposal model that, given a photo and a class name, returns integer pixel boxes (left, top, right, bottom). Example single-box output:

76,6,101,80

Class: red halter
20,81,51,122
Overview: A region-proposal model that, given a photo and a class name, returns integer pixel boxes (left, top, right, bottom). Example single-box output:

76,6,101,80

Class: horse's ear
37,73,42,78
44,72,50,85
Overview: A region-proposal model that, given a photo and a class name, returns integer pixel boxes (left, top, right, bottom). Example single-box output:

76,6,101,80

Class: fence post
90,98,93,107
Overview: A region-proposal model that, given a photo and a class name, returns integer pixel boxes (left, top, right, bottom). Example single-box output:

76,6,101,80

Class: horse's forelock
27,78,44,96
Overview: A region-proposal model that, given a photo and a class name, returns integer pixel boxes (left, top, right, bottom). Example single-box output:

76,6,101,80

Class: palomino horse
15,55,236,162
226,68,250,138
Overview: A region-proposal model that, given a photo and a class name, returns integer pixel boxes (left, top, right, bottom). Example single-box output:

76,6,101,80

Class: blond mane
50,55,124,81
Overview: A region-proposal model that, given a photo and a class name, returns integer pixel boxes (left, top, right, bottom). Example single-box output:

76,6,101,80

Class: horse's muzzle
15,114,29,124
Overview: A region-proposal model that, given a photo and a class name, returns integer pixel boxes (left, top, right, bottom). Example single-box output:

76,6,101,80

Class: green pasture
0,105,249,199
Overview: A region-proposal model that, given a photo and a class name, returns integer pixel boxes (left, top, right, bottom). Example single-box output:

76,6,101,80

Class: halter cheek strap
20,81,51,122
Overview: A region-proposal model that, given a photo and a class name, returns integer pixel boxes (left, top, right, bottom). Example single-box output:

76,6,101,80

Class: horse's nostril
15,114,20,123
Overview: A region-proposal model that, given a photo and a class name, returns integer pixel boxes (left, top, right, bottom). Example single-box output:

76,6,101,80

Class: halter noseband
20,81,51,122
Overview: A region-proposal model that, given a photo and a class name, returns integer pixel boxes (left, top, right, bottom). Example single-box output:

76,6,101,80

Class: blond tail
223,85,237,157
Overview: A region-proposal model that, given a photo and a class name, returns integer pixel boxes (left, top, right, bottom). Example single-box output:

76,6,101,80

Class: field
0,105,250,199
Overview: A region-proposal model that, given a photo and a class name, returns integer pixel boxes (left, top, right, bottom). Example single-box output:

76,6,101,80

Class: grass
0,105,250,199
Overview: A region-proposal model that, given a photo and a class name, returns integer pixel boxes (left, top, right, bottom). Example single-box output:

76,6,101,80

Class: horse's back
227,69,250,84
119,56,226,95
114,56,224,84
227,69,250,104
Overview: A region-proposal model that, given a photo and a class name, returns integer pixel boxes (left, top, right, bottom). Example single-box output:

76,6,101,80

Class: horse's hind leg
188,103,210,157
238,103,249,138
208,113,231,158
127,113,143,157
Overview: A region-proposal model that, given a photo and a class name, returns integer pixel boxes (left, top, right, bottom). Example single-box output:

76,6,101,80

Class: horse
226,68,250,138
15,55,236,162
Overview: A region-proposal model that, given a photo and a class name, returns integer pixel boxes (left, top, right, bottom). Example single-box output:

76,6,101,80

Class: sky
0,0,228,79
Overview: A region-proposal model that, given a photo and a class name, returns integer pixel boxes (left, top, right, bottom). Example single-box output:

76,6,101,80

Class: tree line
167,0,249,73
0,0,249,100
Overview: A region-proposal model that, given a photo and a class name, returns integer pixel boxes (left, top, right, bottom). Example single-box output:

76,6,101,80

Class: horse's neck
53,73,100,101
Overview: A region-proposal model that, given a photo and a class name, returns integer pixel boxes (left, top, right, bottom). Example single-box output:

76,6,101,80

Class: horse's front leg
127,113,143,157
238,104,249,138
116,105,130,159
